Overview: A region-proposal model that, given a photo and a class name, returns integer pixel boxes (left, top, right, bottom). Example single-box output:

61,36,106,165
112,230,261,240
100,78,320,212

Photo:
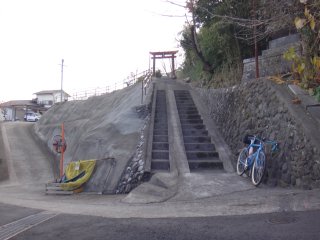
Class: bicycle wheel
237,147,248,176
251,151,266,186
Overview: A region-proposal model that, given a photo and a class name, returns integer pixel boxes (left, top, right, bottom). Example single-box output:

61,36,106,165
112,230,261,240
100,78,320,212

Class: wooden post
152,55,156,76
253,0,259,79
171,53,175,78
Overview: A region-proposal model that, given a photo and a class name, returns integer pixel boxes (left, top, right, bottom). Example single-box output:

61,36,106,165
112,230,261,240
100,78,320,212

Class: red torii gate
150,50,178,78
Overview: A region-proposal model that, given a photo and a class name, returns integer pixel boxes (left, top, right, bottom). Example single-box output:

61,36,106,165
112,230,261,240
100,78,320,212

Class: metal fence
69,69,152,101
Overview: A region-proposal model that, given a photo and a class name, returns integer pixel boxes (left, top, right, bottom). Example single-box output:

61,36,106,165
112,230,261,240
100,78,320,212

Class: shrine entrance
150,50,178,79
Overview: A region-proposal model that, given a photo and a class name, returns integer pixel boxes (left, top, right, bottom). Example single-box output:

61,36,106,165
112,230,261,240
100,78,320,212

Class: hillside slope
34,83,148,193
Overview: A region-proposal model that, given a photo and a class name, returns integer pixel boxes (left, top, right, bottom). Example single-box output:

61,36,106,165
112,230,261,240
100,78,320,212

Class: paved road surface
1,122,320,239
1,202,319,240
1,122,54,187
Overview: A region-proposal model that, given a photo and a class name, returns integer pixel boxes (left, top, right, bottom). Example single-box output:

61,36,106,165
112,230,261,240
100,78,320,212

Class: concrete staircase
151,90,170,171
174,90,223,171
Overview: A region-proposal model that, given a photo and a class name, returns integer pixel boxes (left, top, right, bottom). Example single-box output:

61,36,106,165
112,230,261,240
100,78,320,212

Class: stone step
182,128,208,136
180,124,206,130
177,103,196,107
151,90,169,172
175,98,192,101
154,118,167,123
154,112,167,115
177,107,198,113
177,105,197,109
152,151,169,160
188,160,224,171
175,100,195,104
153,142,169,151
45,183,81,195
174,90,189,93
180,118,203,124
175,97,194,100
175,94,191,96
153,129,168,135
177,105,196,109
155,106,167,109
184,143,215,151
185,151,219,160
154,119,168,124
175,94,192,97
183,136,211,143
177,110,199,115
178,114,201,119
153,135,168,142
154,109,167,116
154,110,167,113
154,124,168,130
151,160,170,171
154,116,167,120
154,115,167,119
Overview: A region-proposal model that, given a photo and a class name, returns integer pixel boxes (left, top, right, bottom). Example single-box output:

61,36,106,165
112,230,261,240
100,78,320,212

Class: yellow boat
60,159,96,191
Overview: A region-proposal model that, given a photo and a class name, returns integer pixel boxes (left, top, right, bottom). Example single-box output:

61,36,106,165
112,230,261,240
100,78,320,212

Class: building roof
0,100,38,107
34,90,71,97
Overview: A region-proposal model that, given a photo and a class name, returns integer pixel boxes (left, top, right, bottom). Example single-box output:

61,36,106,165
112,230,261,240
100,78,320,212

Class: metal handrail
70,69,153,101
141,70,153,104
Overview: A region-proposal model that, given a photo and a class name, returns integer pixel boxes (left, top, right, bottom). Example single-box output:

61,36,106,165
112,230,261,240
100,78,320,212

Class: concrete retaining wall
195,79,320,188
34,82,152,194
242,34,300,82
0,124,9,182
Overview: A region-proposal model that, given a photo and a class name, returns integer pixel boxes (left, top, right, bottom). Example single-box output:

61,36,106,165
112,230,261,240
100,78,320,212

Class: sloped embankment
34,83,150,193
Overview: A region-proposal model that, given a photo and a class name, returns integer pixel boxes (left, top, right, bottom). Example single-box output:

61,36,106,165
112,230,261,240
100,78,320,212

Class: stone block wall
242,34,300,82
195,79,320,189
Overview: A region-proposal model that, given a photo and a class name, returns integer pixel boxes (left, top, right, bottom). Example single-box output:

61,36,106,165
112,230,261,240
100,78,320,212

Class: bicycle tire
237,147,248,176
251,151,266,186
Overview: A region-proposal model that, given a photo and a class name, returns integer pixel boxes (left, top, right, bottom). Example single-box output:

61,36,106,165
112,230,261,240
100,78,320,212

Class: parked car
24,112,41,122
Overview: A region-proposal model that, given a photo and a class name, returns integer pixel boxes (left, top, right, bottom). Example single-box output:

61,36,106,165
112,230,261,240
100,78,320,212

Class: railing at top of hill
70,69,153,101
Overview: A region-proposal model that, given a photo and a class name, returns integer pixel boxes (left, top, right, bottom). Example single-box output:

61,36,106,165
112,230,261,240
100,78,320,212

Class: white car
25,112,41,122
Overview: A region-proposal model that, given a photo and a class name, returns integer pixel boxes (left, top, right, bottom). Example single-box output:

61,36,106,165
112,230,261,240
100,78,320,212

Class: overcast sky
0,0,186,101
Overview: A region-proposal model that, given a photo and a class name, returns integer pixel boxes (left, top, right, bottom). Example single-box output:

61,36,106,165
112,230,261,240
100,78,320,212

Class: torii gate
150,50,178,78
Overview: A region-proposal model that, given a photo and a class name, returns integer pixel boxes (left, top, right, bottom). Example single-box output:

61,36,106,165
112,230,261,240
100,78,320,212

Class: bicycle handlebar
247,135,279,152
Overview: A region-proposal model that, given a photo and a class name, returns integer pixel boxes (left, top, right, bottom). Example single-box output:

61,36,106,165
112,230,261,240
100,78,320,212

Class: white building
0,100,40,121
0,108,5,121
34,90,70,108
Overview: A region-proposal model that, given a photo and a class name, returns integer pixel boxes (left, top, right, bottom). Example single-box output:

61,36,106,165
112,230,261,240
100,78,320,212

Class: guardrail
70,69,153,101
141,70,153,104
70,86,111,100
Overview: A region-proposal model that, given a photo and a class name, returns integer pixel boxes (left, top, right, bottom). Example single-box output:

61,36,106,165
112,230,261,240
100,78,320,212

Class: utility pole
252,0,260,79
60,59,64,102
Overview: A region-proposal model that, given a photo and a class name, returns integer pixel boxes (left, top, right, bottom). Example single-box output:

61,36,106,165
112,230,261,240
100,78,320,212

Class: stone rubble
116,105,150,194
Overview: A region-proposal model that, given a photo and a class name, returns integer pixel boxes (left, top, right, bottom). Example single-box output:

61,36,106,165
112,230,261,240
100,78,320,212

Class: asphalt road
0,202,319,240
1,122,320,240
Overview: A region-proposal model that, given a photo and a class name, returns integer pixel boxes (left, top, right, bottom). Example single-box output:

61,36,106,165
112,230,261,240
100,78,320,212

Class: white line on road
0,211,59,240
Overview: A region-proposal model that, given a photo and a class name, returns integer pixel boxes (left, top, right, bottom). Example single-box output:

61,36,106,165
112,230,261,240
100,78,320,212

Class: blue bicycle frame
237,135,278,186
245,136,264,170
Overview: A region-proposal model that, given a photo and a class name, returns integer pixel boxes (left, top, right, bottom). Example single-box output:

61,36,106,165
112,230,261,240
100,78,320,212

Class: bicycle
236,135,279,186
